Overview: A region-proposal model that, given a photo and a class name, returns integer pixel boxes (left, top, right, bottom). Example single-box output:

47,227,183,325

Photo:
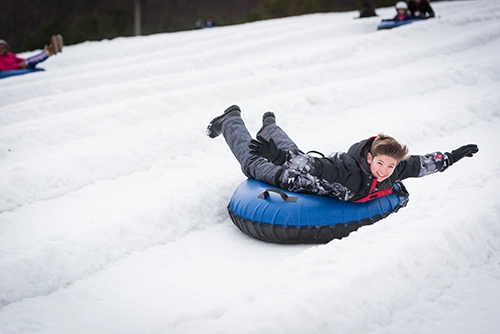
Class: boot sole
206,105,241,138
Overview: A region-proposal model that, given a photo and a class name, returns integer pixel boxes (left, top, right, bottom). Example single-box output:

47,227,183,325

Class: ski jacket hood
346,136,374,174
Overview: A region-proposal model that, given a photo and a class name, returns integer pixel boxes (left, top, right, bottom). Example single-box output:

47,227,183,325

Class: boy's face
367,153,398,182
0,44,7,56
397,9,407,15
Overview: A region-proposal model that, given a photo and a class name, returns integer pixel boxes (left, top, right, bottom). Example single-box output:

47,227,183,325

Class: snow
1,1,500,333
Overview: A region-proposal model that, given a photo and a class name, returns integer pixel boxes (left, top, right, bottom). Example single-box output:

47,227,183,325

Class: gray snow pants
222,116,299,186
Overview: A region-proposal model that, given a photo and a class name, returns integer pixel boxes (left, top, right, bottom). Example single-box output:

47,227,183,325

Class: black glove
249,135,287,165
445,144,478,166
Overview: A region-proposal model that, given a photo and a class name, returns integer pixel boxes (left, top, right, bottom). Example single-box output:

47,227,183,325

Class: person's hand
249,135,287,165
19,61,27,69
445,144,478,166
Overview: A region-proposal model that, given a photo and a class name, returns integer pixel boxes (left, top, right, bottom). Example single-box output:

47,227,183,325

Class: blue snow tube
228,179,409,244
377,18,424,30
0,68,44,79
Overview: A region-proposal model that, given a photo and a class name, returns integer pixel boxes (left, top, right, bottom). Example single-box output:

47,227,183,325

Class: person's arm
0,53,26,71
249,135,350,183
408,2,416,17
426,2,435,18
249,135,288,165
13,54,25,64
249,135,320,175
12,54,27,68
0,59,22,71
396,144,478,179
396,152,447,179
444,144,478,168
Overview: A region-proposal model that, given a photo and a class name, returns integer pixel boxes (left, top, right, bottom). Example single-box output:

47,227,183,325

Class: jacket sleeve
281,150,351,184
14,55,25,64
396,152,450,180
0,53,24,71
277,150,356,201
279,150,319,177
426,2,435,17
311,154,353,184
408,2,416,16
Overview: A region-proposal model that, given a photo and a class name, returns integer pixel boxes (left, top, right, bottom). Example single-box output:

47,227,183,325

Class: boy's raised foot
206,105,241,138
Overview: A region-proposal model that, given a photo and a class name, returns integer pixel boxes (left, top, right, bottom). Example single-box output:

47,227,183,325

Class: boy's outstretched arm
399,144,479,179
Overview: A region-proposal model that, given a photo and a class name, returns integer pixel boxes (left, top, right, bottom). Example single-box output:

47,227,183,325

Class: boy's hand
249,135,287,165
445,144,478,166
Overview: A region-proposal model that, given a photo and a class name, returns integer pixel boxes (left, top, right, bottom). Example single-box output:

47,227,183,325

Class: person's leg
222,117,281,186
23,35,63,69
256,112,300,151
23,51,49,68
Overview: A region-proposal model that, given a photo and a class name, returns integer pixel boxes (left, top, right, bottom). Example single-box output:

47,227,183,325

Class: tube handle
258,188,298,202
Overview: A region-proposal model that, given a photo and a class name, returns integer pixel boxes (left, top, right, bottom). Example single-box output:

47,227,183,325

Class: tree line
1,0,442,53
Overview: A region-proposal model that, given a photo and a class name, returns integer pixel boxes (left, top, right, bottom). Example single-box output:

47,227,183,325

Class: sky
1,1,500,333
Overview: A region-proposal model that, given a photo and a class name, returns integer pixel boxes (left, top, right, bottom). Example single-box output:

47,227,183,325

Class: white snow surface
1,1,500,333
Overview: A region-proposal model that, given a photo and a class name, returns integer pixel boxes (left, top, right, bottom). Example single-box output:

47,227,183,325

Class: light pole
134,0,142,36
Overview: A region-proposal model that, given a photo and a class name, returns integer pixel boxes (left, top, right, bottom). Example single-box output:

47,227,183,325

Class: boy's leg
23,51,49,68
23,34,64,68
222,117,281,186
257,112,300,151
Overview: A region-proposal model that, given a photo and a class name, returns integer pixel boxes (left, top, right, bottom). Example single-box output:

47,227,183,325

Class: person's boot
262,111,276,127
206,105,241,138
257,111,276,136
54,34,63,54
45,35,63,56
44,38,56,56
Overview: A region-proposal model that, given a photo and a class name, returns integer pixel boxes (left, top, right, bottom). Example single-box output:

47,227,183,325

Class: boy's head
367,134,409,181
395,1,408,15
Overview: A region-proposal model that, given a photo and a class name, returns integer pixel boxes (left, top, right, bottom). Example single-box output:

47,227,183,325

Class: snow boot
262,111,276,127
206,105,241,138
44,40,56,56
54,34,63,54
45,35,63,56
256,111,276,136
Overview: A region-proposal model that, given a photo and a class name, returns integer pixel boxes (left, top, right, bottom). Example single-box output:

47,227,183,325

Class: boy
206,105,478,202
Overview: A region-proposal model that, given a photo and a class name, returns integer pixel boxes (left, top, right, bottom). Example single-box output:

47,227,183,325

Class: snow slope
1,1,500,333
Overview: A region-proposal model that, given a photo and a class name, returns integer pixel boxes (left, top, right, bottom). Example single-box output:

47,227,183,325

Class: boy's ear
367,152,373,164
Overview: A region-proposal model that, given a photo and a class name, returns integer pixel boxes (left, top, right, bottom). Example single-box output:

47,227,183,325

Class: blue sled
377,18,424,30
0,67,45,79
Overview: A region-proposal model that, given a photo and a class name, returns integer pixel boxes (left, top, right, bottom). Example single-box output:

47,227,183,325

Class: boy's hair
371,134,409,162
